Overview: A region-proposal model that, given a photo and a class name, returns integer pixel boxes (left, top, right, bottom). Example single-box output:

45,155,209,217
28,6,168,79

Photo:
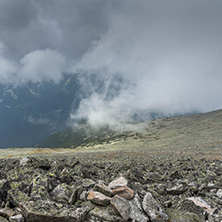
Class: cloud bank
0,0,222,126
71,0,222,126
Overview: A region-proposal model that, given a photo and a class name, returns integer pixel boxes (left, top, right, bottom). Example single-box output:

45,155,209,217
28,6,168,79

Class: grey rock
87,191,111,206
216,189,222,198
7,189,31,207
89,206,122,222
166,208,204,222
108,176,128,190
9,214,24,222
20,200,89,222
166,183,187,195
50,183,71,203
142,192,168,222
110,195,130,221
187,197,217,215
19,158,29,167
0,216,8,222
80,191,88,201
129,194,149,222
0,208,15,219
31,175,49,200
94,183,113,197
112,185,134,200
0,180,10,203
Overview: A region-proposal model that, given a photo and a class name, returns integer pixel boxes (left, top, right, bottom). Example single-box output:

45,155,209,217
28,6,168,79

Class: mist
0,0,222,128
71,0,222,127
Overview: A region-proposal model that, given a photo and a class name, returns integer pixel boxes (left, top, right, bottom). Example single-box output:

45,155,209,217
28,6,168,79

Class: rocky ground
1,110,222,221
0,155,222,222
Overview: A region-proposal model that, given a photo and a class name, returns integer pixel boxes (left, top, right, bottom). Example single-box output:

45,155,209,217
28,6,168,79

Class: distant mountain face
0,75,80,148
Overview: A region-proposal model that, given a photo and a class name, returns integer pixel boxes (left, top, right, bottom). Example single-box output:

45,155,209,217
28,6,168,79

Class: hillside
36,109,222,154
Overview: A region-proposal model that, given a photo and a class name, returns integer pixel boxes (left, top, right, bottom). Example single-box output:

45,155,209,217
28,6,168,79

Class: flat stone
108,177,128,190
129,194,149,222
0,208,15,219
9,214,24,222
89,206,122,222
113,186,134,200
187,197,217,215
20,200,89,222
87,191,111,206
94,183,113,197
142,192,169,222
166,209,203,222
110,195,130,221
166,184,187,195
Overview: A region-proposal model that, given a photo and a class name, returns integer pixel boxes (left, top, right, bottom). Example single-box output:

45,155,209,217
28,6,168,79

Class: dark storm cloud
0,0,222,125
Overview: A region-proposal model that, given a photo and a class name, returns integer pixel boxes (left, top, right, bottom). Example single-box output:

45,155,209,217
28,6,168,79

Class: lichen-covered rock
79,179,96,189
20,200,89,222
110,195,130,221
94,183,113,197
30,175,49,200
0,180,10,203
88,206,122,222
187,197,217,215
108,177,128,190
142,192,169,222
166,183,187,195
166,209,204,222
7,189,31,207
113,186,134,200
179,199,206,221
87,191,111,206
129,194,149,222
0,216,8,222
50,183,71,203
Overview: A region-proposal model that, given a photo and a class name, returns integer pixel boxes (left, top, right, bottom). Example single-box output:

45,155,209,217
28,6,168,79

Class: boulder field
0,156,221,221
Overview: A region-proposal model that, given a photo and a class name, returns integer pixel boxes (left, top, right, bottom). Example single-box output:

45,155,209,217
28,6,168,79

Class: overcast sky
1,0,222,126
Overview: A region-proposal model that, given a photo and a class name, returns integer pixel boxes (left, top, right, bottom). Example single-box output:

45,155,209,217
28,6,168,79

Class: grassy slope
1,109,221,160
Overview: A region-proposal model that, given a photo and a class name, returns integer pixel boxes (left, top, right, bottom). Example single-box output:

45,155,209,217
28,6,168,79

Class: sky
1,0,222,127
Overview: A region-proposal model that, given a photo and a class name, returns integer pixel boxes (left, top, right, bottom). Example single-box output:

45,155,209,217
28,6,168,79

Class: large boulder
142,192,168,222
110,195,130,221
129,194,149,222
50,183,71,203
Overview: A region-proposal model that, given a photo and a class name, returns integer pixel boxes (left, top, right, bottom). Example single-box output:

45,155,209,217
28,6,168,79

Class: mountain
0,74,80,148
36,109,222,150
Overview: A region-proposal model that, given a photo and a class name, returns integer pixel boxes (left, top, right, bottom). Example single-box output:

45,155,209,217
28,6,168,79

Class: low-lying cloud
71,0,222,126
0,0,222,127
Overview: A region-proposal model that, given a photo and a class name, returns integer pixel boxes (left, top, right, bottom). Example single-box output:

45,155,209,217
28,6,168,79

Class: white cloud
0,44,67,85
71,0,222,126
19,49,66,84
